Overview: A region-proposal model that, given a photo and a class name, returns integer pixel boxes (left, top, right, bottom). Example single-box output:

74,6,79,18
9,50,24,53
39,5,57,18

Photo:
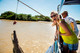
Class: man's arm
70,22,74,31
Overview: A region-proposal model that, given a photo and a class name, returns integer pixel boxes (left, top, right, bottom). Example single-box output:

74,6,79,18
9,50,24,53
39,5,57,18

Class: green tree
44,16,51,21
0,15,2,19
38,15,45,21
1,11,16,20
32,15,40,21
16,14,28,21
76,20,80,24
27,14,32,21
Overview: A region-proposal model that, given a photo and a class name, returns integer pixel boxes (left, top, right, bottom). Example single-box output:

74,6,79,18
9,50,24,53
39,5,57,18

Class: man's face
62,13,66,18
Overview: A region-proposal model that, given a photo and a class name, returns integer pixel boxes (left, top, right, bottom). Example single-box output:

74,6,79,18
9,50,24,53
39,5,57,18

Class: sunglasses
51,14,57,18
53,19,56,20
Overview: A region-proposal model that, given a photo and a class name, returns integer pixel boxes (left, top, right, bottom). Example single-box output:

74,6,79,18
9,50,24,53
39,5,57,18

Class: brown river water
0,19,80,53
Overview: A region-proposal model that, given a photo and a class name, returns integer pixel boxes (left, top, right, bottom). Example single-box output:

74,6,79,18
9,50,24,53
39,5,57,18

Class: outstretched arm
58,20,72,36
70,22,74,31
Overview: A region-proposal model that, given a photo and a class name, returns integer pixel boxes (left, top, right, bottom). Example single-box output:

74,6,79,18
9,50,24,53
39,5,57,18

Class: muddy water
0,19,80,53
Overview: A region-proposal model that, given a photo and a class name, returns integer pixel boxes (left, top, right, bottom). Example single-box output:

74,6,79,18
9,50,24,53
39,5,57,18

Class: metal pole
17,0,44,16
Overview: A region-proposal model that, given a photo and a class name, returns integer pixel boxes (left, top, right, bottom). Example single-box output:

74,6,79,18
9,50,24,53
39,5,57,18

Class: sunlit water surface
0,20,80,53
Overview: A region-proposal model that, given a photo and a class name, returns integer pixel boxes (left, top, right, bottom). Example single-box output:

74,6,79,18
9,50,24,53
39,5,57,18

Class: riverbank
0,19,80,25
0,19,52,23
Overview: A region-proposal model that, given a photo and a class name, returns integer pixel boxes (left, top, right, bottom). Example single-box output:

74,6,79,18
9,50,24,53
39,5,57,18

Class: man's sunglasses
51,14,56,18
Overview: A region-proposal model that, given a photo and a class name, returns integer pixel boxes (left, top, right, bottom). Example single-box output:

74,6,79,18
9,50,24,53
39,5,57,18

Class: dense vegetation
76,20,80,24
0,11,52,21
0,11,80,24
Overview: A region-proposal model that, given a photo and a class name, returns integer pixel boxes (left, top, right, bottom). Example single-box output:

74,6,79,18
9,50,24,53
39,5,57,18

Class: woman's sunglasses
53,19,56,20
51,14,56,18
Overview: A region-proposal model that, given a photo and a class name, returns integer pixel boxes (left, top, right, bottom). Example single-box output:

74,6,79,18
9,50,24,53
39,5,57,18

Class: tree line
0,11,80,24
76,20,80,24
0,11,52,21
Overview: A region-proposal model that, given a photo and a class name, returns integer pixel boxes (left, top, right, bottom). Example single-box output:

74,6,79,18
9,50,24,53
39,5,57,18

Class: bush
44,16,52,21
1,11,16,20
76,20,80,24
0,16,2,19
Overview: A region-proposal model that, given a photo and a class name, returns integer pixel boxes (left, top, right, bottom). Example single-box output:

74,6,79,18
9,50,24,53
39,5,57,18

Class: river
0,19,80,53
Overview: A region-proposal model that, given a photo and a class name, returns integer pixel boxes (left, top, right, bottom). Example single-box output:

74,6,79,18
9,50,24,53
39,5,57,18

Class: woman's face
51,14,58,25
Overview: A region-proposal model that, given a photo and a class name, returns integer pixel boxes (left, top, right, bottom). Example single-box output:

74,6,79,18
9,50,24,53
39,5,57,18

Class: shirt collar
65,16,68,19
64,16,68,20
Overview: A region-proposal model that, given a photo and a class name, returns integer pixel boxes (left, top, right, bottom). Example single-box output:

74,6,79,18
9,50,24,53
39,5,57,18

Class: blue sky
0,0,80,20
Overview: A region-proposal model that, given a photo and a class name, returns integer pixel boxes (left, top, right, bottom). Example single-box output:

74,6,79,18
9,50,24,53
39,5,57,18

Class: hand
52,23,55,26
54,37,58,41
52,21,57,26
56,30,61,35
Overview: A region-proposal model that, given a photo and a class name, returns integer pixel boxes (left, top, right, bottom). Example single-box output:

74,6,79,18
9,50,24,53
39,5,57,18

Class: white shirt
64,16,79,36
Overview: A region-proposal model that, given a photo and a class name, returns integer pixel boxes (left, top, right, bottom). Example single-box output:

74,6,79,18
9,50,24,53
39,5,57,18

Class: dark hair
62,11,68,16
59,15,62,19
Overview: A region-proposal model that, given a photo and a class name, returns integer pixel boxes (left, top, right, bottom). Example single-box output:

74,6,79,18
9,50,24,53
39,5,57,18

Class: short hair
62,11,68,16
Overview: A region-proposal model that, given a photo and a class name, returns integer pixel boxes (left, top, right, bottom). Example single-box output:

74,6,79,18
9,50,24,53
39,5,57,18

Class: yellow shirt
59,20,78,44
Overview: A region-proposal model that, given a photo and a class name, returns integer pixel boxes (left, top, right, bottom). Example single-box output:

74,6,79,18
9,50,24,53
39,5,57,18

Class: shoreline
0,19,52,22
0,19,80,24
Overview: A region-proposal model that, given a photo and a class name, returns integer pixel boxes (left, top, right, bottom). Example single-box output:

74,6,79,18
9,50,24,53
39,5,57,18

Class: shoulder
60,19,66,24
60,19,65,22
68,17,75,22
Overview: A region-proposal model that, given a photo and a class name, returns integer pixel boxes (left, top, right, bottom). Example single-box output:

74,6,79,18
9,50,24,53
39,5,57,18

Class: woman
51,11,78,53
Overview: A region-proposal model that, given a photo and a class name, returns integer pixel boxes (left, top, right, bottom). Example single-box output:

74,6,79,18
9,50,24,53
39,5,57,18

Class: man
61,11,79,36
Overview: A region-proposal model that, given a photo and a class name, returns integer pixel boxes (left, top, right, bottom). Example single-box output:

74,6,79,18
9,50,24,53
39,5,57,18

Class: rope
13,0,19,25
15,0,19,20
